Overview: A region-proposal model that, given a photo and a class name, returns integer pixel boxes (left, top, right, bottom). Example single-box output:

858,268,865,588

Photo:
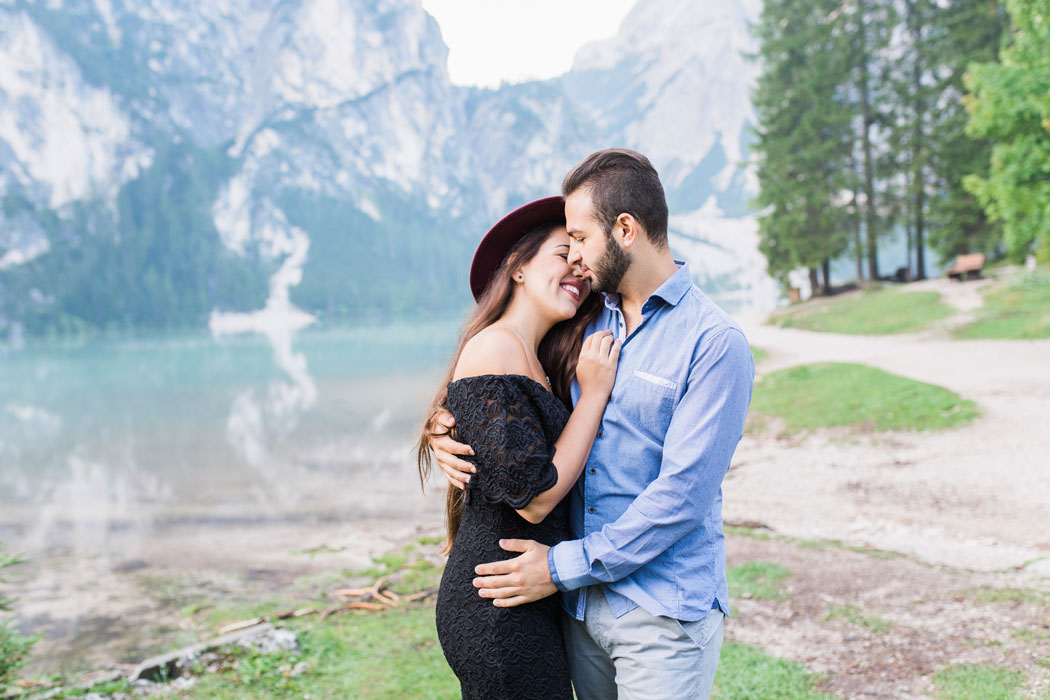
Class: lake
0,320,459,673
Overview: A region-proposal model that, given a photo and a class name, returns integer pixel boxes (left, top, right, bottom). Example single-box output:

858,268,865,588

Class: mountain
0,0,775,340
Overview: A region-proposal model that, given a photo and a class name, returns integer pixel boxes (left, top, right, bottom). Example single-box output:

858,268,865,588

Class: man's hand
473,539,557,607
429,410,475,490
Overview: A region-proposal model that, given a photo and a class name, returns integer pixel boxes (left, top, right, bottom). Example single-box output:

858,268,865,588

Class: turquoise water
0,320,459,551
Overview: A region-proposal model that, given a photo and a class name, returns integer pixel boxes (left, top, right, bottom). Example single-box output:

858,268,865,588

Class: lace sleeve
451,376,559,509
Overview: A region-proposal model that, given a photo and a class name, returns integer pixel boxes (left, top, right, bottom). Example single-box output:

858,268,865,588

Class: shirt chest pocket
621,369,677,436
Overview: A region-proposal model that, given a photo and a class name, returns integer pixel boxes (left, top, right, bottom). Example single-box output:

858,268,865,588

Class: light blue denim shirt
548,261,754,622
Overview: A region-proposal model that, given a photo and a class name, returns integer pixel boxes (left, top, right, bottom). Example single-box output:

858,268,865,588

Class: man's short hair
561,148,669,248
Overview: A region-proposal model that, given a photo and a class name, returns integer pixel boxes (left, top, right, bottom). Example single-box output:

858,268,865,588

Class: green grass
167,546,455,699
932,664,1026,700
18,538,841,700
127,612,842,700
955,586,1050,606
750,362,978,433
752,346,768,364
727,561,792,601
955,270,1050,339
725,525,903,561
712,642,836,700
825,604,893,633
187,606,458,699
1011,626,1050,642
768,287,955,334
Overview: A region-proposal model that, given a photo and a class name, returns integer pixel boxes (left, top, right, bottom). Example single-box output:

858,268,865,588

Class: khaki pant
561,587,725,700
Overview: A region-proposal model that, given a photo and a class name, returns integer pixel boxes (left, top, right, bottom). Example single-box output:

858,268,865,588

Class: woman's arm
515,389,607,523
453,328,619,524
516,330,618,523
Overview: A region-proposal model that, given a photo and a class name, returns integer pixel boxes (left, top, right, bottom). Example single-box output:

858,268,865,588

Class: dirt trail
722,278,1050,697
725,532,1050,700
732,281,1050,575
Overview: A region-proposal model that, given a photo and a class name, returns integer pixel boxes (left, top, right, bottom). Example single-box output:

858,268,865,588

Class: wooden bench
946,253,986,281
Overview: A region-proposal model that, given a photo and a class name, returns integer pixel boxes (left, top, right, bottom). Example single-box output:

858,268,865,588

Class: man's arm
475,327,754,603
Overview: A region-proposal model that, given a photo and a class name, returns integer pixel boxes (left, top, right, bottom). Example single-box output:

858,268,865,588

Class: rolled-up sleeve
549,327,754,591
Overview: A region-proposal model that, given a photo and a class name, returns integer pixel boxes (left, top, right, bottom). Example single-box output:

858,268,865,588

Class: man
429,148,754,699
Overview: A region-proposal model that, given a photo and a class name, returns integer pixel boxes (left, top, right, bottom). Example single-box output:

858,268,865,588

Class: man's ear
618,213,640,249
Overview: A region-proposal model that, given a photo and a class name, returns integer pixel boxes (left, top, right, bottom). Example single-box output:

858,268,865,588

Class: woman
417,196,620,700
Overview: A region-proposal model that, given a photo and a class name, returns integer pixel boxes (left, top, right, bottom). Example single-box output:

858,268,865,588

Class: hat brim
469,196,566,302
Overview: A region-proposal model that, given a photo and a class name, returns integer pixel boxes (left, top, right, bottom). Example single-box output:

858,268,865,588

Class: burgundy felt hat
469,195,566,302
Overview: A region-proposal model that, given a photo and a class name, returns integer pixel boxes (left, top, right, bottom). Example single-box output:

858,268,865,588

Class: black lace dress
436,374,574,700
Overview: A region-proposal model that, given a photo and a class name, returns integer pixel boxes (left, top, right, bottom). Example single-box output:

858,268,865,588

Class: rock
238,627,300,655
278,661,310,678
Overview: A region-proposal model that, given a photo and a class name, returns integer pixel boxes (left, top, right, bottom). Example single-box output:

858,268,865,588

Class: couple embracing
418,148,754,700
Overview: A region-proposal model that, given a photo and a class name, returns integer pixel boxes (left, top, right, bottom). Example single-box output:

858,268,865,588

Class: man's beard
590,230,632,294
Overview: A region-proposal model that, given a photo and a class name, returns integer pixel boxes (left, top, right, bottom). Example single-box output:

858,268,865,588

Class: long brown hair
416,224,602,554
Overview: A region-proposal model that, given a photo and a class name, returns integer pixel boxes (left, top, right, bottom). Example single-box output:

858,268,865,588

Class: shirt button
588,507,596,514
588,468,596,475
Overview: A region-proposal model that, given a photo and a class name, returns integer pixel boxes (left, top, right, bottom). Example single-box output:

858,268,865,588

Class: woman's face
516,227,591,321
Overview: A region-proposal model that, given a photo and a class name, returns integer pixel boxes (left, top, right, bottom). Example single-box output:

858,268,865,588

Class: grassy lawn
750,362,978,434
953,586,1050,606
712,643,835,700
182,612,840,700
728,561,792,601
24,535,838,700
954,270,1050,339
752,346,768,364
187,606,458,700
768,287,955,335
71,602,843,700
825,604,893,633
931,664,1027,700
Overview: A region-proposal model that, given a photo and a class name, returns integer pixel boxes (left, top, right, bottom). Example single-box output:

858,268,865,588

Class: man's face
565,189,631,295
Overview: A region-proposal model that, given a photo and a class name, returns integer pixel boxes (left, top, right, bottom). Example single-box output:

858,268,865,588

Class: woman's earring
515,274,523,282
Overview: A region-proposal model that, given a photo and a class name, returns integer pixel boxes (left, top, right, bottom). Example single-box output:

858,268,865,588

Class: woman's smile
559,279,582,303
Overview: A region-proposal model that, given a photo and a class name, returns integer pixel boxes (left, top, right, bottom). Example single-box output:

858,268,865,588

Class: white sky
420,0,637,88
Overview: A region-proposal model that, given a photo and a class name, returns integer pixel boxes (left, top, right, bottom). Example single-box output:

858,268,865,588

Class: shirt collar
602,260,691,311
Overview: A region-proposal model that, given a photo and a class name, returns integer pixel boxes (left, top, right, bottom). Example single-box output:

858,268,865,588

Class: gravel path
731,278,1050,576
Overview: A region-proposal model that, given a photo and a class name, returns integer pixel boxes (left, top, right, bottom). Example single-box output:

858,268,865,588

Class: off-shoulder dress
435,374,574,700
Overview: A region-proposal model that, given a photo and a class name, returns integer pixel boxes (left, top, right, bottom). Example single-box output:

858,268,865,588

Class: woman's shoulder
452,326,531,381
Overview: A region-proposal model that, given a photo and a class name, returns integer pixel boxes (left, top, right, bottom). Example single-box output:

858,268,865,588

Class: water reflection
210,226,318,506
0,327,457,677
0,227,458,671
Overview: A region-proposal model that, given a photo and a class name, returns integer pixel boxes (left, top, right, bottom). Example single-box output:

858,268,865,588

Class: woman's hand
575,330,621,400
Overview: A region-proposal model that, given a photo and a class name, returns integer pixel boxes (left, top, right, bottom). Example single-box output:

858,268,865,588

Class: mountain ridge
0,0,773,340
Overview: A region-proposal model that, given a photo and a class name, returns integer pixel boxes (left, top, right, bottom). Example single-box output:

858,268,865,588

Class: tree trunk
850,149,866,286
809,267,821,297
858,1,880,281
909,0,927,280
822,259,832,295
905,222,914,281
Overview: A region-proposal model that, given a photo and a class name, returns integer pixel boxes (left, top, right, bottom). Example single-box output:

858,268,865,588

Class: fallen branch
403,586,439,602
216,574,434,631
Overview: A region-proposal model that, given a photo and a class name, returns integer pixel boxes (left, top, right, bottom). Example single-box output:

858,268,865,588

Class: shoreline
5,499,446,676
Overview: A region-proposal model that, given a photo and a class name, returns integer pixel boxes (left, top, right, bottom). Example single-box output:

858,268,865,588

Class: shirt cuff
547,546,564,591
549,539,595,591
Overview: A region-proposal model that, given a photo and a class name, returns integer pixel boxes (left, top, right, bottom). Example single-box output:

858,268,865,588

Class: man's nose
567,245,582,267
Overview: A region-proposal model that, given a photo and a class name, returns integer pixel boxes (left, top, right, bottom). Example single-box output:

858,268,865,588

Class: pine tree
847,0,896,282
751,0,854,294
963,0,1050,261
925,0,1004,262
